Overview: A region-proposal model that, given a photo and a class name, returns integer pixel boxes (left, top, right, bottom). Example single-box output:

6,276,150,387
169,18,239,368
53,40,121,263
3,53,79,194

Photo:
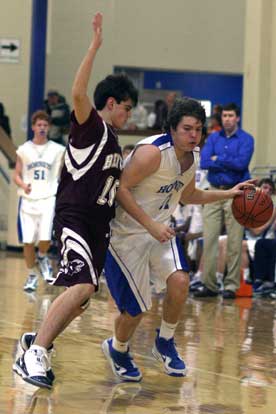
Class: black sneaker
222,290,236,299
193,286,218,297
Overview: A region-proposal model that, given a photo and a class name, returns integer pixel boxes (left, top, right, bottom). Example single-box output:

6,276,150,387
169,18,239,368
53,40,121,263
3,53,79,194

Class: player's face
221,110,240,134
171,116,203,153
32,119,50,138
111,98,133,129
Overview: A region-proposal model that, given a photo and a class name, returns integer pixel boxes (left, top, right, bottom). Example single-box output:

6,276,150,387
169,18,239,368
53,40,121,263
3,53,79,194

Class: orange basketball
232,187,273,228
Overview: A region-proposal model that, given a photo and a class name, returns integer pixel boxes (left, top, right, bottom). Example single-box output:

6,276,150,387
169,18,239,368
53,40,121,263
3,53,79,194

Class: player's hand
92,12,103,50
227,179,258,198
23,183,32,194
147,221,175,243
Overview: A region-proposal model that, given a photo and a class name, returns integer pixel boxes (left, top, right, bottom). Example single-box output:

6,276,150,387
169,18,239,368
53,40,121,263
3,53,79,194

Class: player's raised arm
72,12,103,124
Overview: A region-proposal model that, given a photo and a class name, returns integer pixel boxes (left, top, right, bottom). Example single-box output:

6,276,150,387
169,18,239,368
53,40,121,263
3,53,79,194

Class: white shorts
104,232,189,316
17,197,56,244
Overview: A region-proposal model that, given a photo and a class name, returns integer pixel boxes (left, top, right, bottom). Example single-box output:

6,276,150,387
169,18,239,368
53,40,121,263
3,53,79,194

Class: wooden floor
1,251,276,414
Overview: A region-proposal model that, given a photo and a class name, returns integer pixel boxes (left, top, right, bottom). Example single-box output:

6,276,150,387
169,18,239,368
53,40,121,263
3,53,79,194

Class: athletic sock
159,320,177,340
27,267,37,275
112,336,128,353
38,252,46,259
243,268,250,281
216,272,224,282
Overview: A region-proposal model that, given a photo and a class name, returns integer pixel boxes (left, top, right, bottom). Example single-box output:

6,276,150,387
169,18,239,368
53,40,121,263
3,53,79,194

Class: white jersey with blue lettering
16,140,65,200
111,133,199,235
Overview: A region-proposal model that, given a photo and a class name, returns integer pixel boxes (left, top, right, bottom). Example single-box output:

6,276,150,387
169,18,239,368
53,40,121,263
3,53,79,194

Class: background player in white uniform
14,110,65,291
103,98,255,382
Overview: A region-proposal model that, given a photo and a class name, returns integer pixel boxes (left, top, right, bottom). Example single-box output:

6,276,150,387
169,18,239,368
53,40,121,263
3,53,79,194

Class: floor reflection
1,252,276,413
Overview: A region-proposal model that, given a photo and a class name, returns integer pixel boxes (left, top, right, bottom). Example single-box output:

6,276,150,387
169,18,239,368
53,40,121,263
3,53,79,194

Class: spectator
242,178,276,287
125,102,148,130
165,91,177,112
212,103,223,115
148,99,168,130
195,102,254,299
0,102,12,137
207,113,222,135
44,90,70,145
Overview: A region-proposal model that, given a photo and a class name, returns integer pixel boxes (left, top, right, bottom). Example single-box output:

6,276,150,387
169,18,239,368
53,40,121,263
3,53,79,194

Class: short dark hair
258,177,275,193
165,98,206,132
31,110,51,125
222,103,240,117
94,74,138,110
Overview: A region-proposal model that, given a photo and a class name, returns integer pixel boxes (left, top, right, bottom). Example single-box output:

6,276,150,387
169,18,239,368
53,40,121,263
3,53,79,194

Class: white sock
27,267,37,275
216,272,224,282
38,252,46,259
243,268,250,281
159,320,177,340
112,336,128,353
194,270,202,280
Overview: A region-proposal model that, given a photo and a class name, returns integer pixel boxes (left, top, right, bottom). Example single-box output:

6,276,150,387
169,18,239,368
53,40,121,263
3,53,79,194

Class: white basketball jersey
16,140,65,200
111,133,199,235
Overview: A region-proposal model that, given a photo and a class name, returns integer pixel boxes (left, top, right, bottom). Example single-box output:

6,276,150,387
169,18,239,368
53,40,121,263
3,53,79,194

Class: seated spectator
122,144,134,160
0,102,12,137
124,102,148,130
242,178,276,286
147,99,168,131
44,90,70,145
253,238,276,296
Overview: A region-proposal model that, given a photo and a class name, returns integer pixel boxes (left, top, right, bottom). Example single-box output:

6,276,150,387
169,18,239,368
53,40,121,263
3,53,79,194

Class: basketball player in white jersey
14,110,65,291
102,98,255,381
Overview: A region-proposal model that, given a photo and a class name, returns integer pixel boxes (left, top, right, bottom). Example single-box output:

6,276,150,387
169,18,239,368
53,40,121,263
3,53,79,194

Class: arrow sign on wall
0,38,20,63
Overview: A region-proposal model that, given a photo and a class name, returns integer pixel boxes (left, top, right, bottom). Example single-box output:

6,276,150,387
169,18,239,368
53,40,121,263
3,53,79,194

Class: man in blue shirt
195,103,254,299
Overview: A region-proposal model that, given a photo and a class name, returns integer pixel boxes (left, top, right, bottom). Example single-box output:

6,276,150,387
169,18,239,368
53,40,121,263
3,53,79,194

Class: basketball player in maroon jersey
13,12,138,389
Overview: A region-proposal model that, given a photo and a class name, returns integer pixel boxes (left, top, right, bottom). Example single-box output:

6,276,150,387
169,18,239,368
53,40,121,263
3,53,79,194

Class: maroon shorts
52,213,110,290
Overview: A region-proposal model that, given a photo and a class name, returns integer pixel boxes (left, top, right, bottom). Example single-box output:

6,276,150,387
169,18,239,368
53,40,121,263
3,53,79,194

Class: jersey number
34,169,46,180
159,194,172,210
97,176,119,207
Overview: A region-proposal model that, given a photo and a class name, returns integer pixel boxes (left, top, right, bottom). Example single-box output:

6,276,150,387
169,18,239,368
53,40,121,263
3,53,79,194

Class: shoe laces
158,336,180,360
113,349,136,370
31,349,50,371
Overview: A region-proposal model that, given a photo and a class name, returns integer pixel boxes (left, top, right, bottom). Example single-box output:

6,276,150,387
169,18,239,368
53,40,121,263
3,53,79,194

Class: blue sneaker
13,348,52,389
152,329,186,377
102,338,142,382
20,332,55,382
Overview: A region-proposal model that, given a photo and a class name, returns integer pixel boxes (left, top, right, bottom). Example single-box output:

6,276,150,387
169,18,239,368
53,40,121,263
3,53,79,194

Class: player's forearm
116,186,154,231
181,188,232,205
13,172,25,189
72,45,98,99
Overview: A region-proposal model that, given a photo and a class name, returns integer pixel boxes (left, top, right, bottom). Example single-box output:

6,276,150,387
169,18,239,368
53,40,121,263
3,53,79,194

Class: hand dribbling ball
232,187,273,228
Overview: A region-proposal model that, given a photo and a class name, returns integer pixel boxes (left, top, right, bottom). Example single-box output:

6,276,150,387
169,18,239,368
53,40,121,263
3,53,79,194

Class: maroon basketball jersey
55,108,122,223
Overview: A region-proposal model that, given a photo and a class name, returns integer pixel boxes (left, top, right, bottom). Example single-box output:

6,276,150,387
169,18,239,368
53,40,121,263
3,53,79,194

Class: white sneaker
13,347,52,389
38,256,54,282
24,274,38,292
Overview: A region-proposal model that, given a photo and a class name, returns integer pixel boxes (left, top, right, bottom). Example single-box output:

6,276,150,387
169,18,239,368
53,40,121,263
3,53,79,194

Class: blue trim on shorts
174,236,189,272
17,197,23,243
104,250,142,317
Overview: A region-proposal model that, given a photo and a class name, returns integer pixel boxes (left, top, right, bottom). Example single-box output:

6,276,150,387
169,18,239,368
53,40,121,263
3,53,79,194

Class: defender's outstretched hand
92,12,103,50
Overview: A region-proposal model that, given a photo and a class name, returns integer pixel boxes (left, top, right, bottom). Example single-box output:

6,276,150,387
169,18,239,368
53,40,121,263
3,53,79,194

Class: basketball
232,187,273,228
